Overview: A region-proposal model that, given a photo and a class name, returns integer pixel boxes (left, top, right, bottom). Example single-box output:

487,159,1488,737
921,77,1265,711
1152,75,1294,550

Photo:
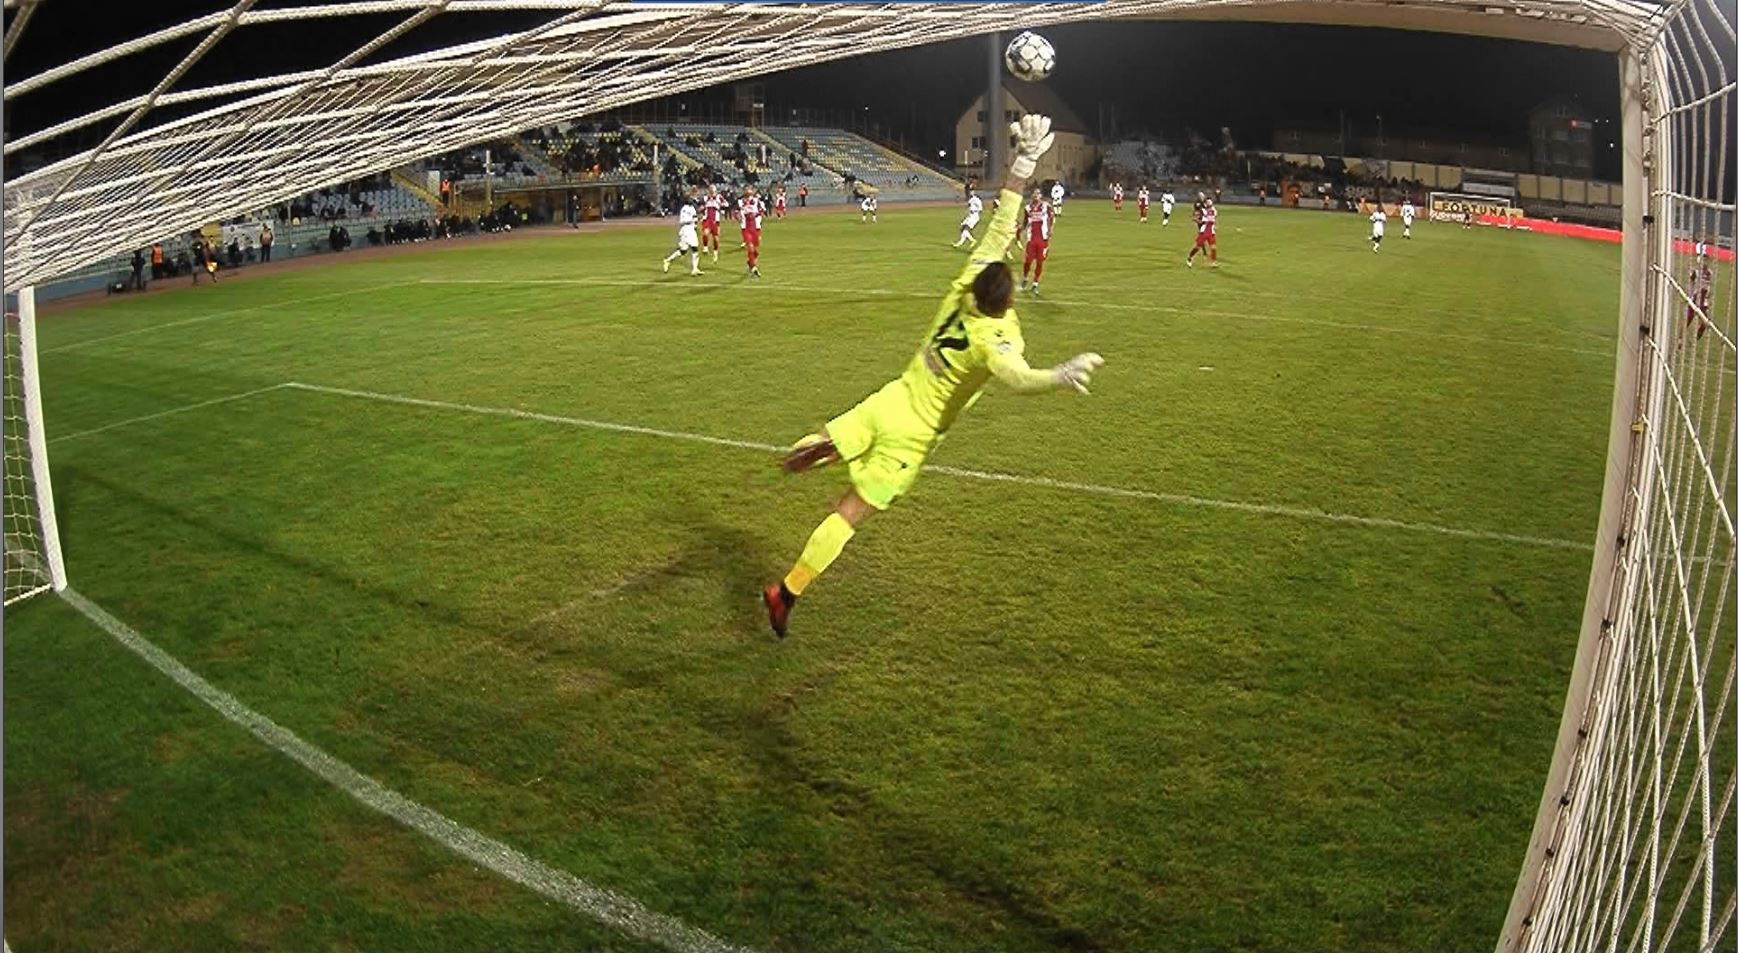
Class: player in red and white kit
700,185,726,262
1187,196,1219,268
1020,188,1054,295
772,184,788,219
1112,183,1124,212
1683,244,1714,343
1137,186,1150,224
738,187,765,278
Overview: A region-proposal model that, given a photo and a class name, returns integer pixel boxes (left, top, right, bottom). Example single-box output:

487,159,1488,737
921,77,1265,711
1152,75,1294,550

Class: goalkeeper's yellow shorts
825,380,939,511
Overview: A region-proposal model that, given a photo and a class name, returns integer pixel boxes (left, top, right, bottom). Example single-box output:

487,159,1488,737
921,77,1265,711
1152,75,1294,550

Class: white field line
57,588,756,953
285,381,1591,552
526,553,690,628
41,282,414,355
48,384,293,444
416,277,1616,359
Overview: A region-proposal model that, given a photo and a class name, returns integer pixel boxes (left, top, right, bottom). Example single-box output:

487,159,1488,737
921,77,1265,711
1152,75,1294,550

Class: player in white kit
662,193,704,275
1049,180,1066,217
1160,190,1176,226
860,194,878,223
1369,206,1387,253
955,191,984,247
1400,199,1416,239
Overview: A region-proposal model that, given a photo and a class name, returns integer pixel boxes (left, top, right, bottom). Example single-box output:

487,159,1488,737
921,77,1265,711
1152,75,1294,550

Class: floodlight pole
985,32,1002,185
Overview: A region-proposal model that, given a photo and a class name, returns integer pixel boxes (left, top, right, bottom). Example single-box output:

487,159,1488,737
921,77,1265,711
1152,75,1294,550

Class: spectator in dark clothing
129,249,147,290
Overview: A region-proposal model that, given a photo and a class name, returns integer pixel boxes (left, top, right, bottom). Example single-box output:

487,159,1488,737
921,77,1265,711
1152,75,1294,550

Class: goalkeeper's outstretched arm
988,350,1105,395
961,114,1057,268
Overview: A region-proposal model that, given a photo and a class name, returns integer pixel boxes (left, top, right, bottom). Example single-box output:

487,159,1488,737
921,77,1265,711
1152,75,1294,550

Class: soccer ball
1005,31,1056,82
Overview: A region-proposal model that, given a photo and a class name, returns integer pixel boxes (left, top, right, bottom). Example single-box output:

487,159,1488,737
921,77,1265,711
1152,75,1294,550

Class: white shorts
677,224,699,250
961,212,981,229
1162,203,1175,215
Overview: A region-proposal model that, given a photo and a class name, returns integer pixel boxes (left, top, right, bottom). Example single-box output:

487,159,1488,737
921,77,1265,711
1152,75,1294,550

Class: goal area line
54,378,1595,552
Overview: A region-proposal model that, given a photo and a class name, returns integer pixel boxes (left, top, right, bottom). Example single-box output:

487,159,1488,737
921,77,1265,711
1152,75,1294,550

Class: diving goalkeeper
763,114,1105,637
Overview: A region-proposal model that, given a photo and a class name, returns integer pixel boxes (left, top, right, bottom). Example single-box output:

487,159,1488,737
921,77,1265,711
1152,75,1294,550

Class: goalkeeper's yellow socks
783,512,855,597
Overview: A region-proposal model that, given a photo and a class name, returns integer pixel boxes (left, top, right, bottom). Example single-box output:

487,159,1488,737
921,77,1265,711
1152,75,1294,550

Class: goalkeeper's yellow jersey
897,188,1028,433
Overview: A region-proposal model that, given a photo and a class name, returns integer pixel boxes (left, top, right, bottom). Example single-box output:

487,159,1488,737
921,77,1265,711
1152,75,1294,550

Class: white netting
0,0,1663,293
1502,1,1737,950
3,294,62,605
1,0,1728,947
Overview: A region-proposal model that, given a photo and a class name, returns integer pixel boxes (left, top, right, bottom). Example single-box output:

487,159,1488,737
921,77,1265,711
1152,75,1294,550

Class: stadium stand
759,125,960,200
39,177,443,300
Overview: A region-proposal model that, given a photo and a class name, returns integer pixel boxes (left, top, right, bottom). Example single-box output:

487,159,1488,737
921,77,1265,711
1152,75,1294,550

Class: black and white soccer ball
1005,31,1056,82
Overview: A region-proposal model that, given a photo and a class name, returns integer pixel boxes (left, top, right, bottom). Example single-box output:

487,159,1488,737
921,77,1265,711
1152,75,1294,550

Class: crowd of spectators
425,141,536,181
525,120,655,178
266,173,392,222
1164,132,1427,209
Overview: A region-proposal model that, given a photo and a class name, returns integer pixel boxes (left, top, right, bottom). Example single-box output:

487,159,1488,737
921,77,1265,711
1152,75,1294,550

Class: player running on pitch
1137,185,1151,223
1111,182,1124,212
1369,204,1387,253
661,191,704,276
1187,196,1219,267
773,184,788,220
860,193,878,223
955,190,984,247
1049,179,1066,217
1160,189,1176,226
762,114,1104,637
1400,198,1416,238
1682,243,1715,343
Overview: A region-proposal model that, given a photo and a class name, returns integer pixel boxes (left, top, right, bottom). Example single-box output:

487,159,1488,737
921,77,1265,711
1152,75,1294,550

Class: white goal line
56,588,755,953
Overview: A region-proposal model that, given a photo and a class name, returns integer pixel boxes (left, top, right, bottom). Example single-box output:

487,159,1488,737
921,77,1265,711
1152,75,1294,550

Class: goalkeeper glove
1053,352,1105,395
1009,114,1055,180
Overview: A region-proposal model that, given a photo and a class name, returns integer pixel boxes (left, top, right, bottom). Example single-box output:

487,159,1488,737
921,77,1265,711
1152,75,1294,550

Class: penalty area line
48,383,294,444
284,381,1590,552
56,588,757,953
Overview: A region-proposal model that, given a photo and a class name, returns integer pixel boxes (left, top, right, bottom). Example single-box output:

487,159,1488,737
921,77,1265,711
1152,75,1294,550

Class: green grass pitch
6,200,1629,950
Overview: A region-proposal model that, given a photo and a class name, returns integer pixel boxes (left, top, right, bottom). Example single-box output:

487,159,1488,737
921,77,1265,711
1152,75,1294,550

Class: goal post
1497,5,1736,950
3,286,68,605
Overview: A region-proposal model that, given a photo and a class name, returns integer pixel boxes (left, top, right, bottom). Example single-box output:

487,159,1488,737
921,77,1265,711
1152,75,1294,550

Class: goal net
3,287,67,605
0,1,1731,949
1499,1,1737,950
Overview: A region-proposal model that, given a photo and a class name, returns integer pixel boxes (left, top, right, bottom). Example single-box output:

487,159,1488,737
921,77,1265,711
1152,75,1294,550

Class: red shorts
743,228,761,245
702,220,720,235
1195,228,1216,247
1114,198,1123,207
1138,203,1149,214
1024,238,1048,261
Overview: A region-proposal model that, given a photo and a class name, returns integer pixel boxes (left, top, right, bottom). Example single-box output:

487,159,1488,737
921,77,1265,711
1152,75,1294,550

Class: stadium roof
999,79,1090,135
2,0,1675,290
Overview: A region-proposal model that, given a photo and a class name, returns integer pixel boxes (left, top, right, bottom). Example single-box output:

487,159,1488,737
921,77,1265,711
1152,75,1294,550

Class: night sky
5,6,1624,179
744,22,1623,178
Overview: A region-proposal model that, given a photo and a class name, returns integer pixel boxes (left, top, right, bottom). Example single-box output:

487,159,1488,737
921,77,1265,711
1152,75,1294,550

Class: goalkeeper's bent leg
765,490,874,636
783,512,856,597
